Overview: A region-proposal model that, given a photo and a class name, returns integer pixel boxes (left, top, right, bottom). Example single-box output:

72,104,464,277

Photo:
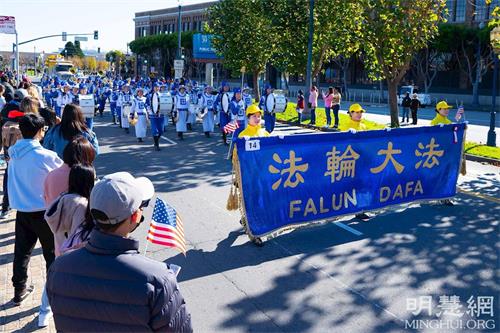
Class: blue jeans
85,117,93,130
325,107,331,126
40,285,51,316
332,104,340,127
402,107,409,122
310,108,316,125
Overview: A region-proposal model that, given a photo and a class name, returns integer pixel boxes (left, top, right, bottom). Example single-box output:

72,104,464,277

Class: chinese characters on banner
235,124,466,238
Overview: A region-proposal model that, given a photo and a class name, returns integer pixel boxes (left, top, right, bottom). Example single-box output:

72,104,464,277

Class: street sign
75,36,88,42
174,59,184,79
0,16,16,34
62,31,67,41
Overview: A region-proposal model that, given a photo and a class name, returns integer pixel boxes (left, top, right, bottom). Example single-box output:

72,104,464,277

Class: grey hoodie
44,193,88,257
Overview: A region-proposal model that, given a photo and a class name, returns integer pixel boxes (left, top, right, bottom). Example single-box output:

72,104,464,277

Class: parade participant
42,84,52,108
215,81,231,144
46,172,192,332
56,82,73,118
242,85,253,111
70,85,79,104
110,84,119,125
258,84,276,133
148,83,164,150
130,87,148,142
430,100,452,126
118,84,133,134
75,84,95,130
238,105,270,138
344,103,367,131
230,87,246,137
187,84,198,131
174,85,189,140
201,85,216,137
51,82,61,115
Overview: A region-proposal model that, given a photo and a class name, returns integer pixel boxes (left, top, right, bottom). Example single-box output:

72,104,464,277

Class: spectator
44,136,96,205
321,87,334,128
296,89,304,124
309,86,318,125
7,114,63,327
45,164,95,256
47,172,192,332
26,84,45,108
331,87,341,129
401,92,411,123
43,104,98,159
0,84,6,110
1,89,28,125
410,93,421,125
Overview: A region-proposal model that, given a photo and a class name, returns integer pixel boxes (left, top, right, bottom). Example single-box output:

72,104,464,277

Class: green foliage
73,41,85,58
207,0,276,74
464,142,500,160
60,42,79,58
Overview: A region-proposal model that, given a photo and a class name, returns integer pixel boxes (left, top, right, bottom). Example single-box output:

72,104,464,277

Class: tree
436,23,493,105
84,56,97,72
207,0,278,100
263,0,363,86
74,41,85,58
359,0,447,127
106,50,125,73
411,47,442,93
60,42,78,58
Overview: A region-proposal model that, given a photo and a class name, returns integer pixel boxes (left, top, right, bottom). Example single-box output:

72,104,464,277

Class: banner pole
226,128,236,160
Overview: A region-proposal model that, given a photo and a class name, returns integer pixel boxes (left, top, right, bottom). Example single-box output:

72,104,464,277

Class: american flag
146,198,186,255
223,121,239,134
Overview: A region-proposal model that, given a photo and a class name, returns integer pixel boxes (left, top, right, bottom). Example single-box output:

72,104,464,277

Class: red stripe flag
146,198,186,255
223,121,239,134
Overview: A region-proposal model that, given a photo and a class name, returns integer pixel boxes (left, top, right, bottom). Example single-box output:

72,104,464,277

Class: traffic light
94,30,98,40
97,47,101,53
62,32,67,41
180,47,185,59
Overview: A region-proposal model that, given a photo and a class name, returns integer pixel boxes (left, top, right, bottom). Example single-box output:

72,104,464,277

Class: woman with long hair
43,104,98,158
45,164,95,256
44,136,96,205
321,87,334,128
309,86,318,125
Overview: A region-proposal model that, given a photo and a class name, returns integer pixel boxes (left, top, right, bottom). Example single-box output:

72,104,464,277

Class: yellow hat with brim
349,103,365,113
436,101,452,109
246,104,263,116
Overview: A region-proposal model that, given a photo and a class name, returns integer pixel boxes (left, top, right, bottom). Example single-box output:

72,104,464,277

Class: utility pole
304,0,314,118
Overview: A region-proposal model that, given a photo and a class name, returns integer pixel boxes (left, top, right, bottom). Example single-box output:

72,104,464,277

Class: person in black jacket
401,92,411,123
410,93,421,125
47,172,192,332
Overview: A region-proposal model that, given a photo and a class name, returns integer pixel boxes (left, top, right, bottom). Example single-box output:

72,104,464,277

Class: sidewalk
0,165,56,332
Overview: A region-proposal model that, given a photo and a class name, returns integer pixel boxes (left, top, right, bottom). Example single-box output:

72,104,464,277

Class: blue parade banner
235,124,466,238
193,34,223,60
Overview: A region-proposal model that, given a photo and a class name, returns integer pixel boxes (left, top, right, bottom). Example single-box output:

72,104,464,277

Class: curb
464,154,500,166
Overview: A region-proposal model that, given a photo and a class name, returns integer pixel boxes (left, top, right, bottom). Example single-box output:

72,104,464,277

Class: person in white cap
46,172,192,332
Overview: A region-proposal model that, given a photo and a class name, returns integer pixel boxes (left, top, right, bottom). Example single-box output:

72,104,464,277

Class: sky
0,0,211,54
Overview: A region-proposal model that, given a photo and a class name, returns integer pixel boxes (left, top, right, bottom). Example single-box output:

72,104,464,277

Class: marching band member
242,86,253,111
187,84,198,131
200,85,216,137
71,85,80,104
148,82,164,151
259,84,276,133
56,82,73,117
229,87,246,138
215,81,231,144
174,85,189,140
130,87,148,142
118,84,133,134
110,84,119,125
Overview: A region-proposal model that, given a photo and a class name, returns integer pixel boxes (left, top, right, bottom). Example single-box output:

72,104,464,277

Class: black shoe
125,128,129,134
177,132,184,140
12,285,35,306
154,146,161,151
355,212,371,221
205,132,210,138
138,138,143,142
187,123,192,131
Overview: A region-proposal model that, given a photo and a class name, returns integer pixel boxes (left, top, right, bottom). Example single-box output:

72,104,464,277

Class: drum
265,91,287,113
159,93,173,116
221,92,234,114
79,94,95,118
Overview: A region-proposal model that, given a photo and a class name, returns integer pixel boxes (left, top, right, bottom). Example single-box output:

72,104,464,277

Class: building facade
134,1,216,39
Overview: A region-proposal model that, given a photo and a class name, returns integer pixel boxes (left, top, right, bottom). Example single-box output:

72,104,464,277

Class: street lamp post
304,0,314,118
177,0,182,60
487,26,500,147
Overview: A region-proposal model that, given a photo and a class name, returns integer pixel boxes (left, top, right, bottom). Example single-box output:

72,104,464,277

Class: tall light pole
304,0,314,118
177,0,182,60
487,26,500,147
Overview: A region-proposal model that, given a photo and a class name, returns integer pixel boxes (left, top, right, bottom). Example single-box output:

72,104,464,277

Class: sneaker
0,209,12,219
12,285,35,305
38,311,53,328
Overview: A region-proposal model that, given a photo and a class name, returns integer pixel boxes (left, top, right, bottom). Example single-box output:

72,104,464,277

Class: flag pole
226,127,236,160
143,241,150,257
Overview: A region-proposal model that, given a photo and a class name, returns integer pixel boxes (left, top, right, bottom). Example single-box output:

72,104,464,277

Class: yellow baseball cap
246,104,263,116
436,101,452,109
349,103,365,113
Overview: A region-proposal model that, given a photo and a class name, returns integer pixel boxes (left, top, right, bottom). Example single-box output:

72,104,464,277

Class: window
474,0,487,22
445,0,455,21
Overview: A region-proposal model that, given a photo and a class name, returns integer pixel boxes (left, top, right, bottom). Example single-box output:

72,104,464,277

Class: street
0,109,499,332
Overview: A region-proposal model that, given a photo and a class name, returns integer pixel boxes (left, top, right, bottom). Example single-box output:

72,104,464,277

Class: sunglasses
139,199,150,210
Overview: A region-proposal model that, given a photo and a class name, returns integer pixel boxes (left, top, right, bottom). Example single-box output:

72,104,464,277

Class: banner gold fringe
226,148,240,211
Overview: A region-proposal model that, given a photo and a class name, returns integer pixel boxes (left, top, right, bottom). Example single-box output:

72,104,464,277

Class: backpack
2,121,22,149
